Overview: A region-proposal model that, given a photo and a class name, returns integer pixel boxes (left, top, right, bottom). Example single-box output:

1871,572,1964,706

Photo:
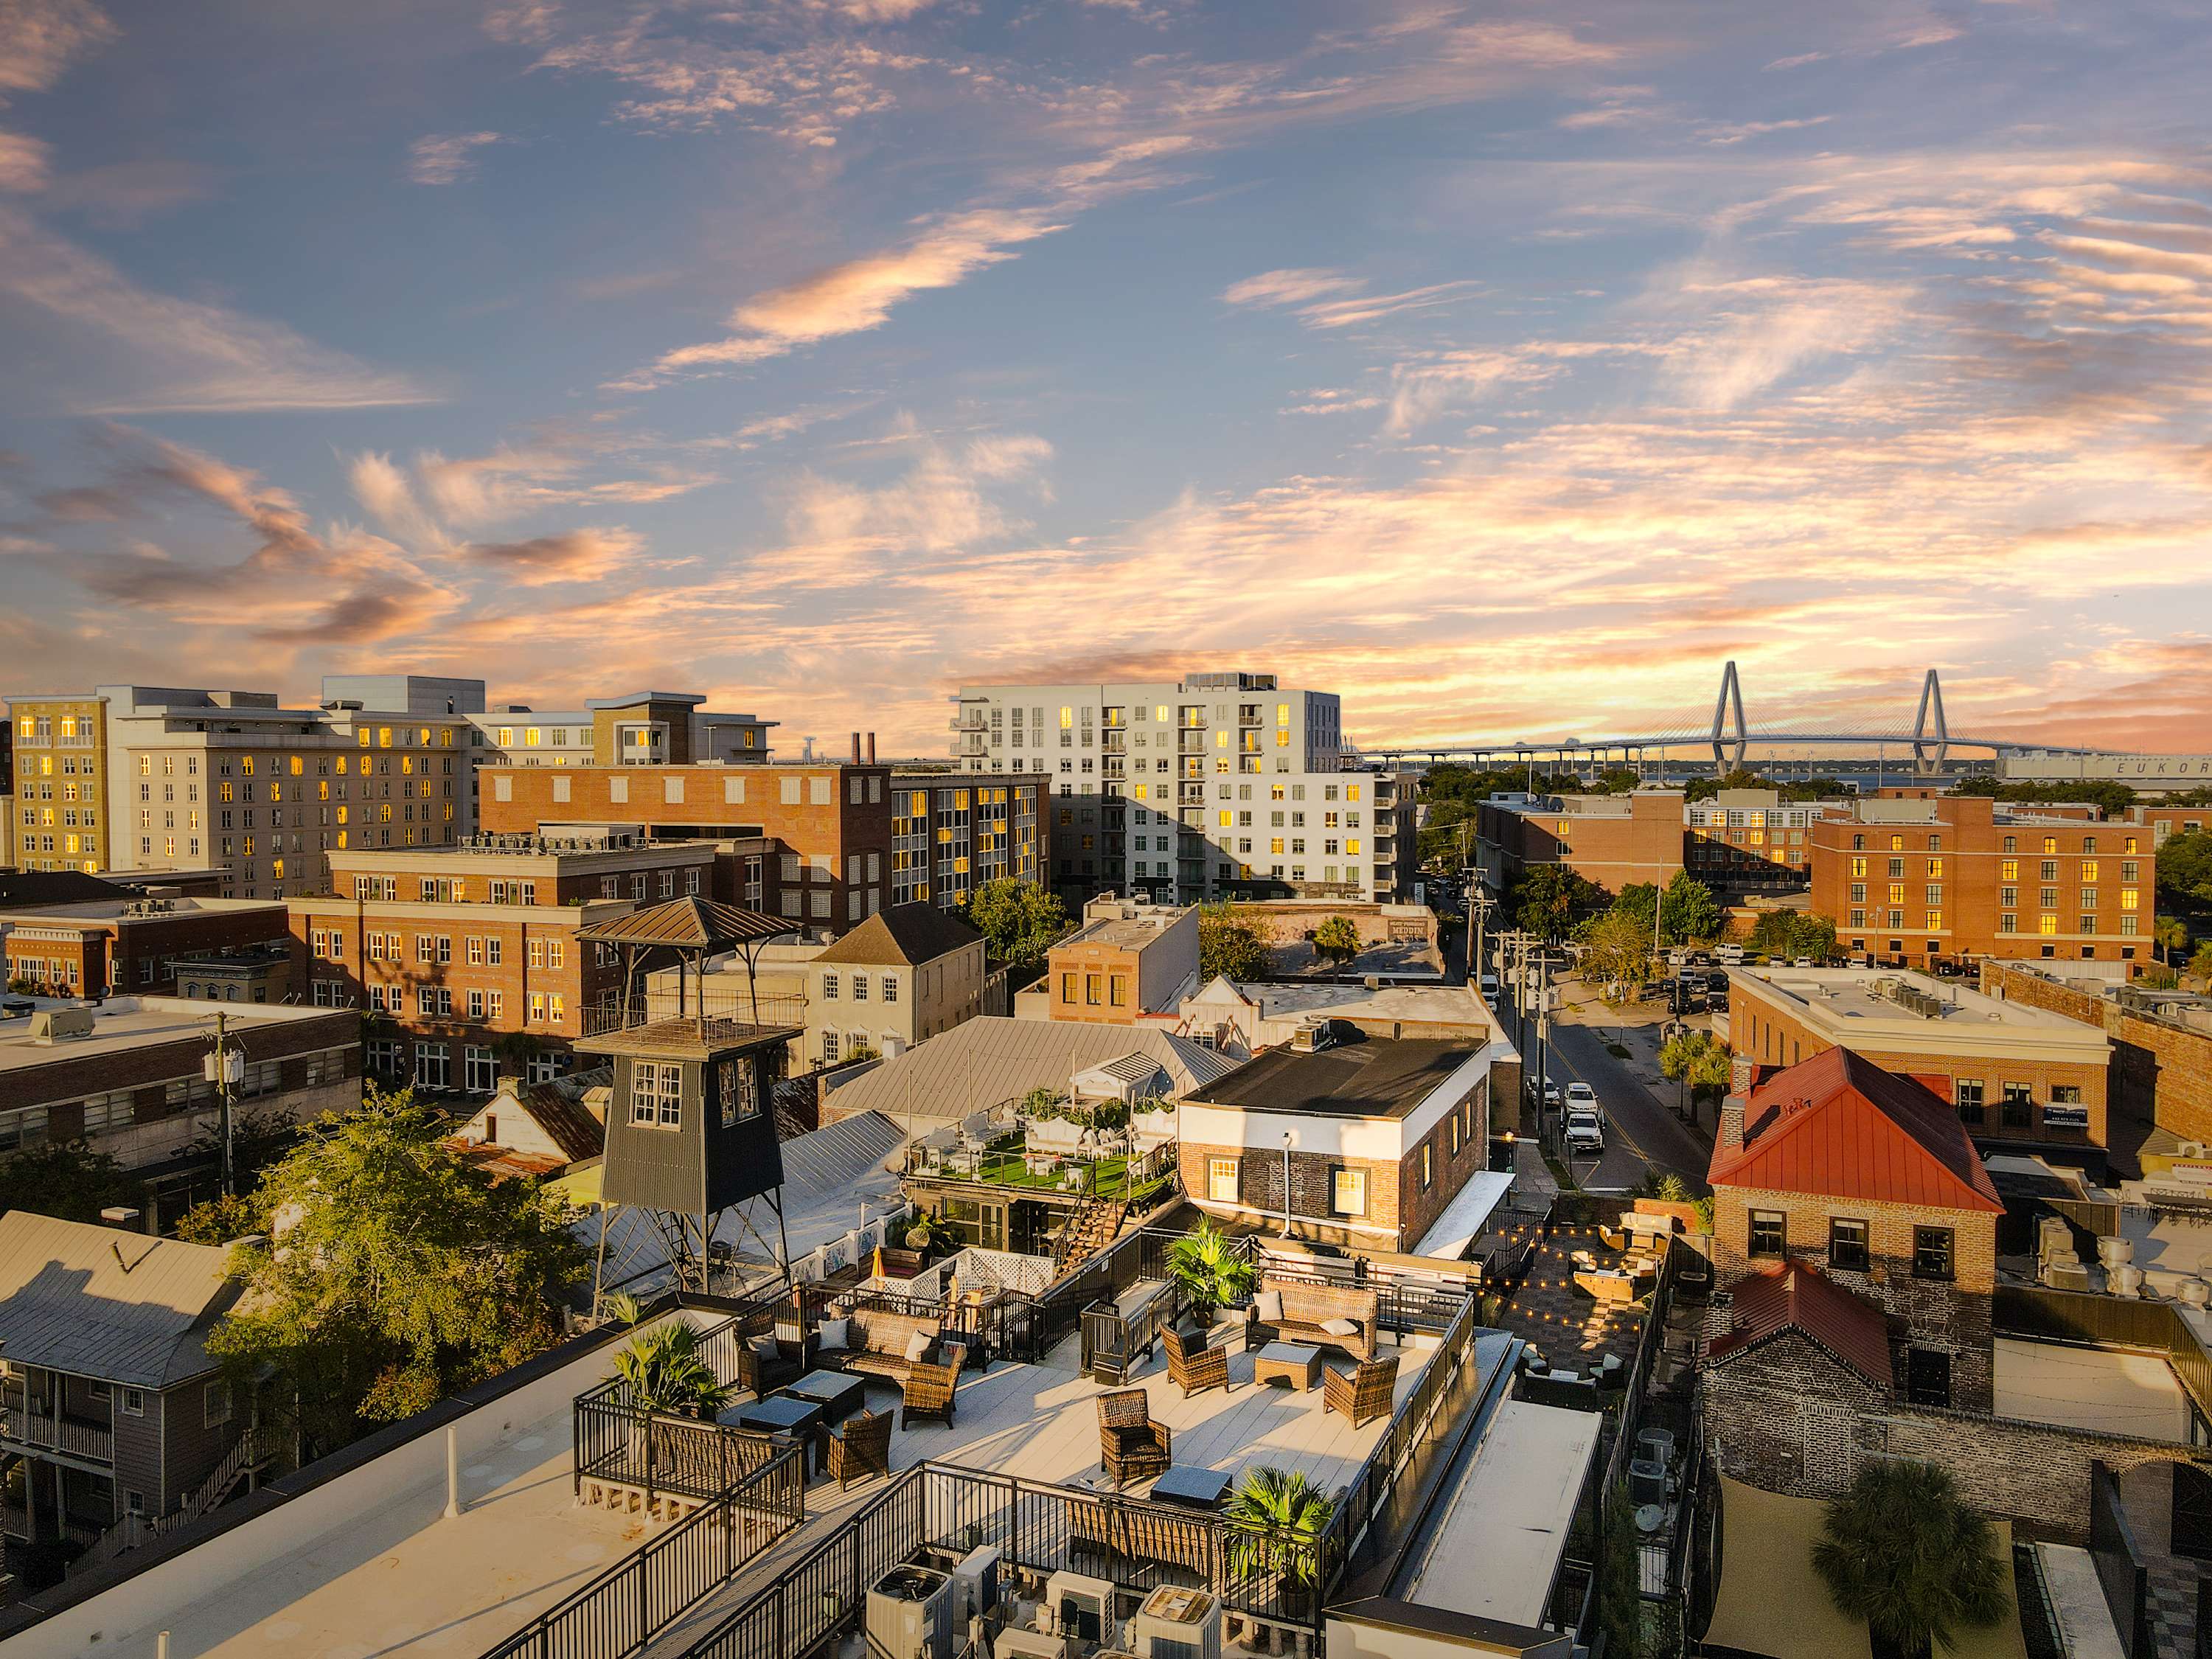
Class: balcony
1,1401,114,1464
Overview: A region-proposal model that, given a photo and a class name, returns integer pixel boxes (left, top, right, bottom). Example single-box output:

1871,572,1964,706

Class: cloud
0,204,433,412
408,131,503,185
467,526,642,585
1222,268,1363,308
0,0,114,95
0,130,48,189
1698,116,1832,146
1223,267,1482,331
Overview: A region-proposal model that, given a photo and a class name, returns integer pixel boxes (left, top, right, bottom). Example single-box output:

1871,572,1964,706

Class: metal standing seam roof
1708,1046,2003,1214
0,1211,238,1388
1706,1260,1895,1388
818,1016,1238,1124
575,897,797,949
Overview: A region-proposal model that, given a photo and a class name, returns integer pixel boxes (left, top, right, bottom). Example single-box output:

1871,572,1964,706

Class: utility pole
205,1012,240,1199
1469,889,1495,991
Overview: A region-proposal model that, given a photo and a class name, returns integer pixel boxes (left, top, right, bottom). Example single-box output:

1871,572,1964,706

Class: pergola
576,895,799,1037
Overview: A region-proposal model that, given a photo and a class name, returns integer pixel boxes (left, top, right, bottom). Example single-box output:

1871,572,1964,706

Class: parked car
1478,973,1500,996
1565,1082,1598,1107
1564,1107,1605,1155
1714,943,1746,965
1792,956,1815,968
1540,1080,1563,1110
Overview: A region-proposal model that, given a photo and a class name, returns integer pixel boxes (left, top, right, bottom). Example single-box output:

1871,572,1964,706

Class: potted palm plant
605,1295,737,1486
1224,1465,1335,1621
1166,1219,1255,1339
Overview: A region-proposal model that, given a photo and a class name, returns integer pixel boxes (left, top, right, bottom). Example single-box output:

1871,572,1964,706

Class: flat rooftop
1227,980,1498,1035
0,895,280,925
1186,1030,1486,1119
1732,967,2108,1051
1065,908,1188,950
1994,1336,2192,1441
0,995,346,1074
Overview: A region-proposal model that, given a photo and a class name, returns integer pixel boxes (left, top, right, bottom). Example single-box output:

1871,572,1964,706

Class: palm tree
1224,1466,1335,1604
1812,1461,2006,1659
1166,1219,1256,1332
608,1303,736,1417
2155,915,2191,970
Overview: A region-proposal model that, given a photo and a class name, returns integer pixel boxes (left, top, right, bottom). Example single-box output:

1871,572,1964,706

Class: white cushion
818,1317,849,1351
748,1334,780,1363
905,1329,936,1363
1319,1317,1359,1338
1253,1290,1284,1323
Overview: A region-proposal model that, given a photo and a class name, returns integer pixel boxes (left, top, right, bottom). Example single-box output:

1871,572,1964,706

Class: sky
2,0,2211,760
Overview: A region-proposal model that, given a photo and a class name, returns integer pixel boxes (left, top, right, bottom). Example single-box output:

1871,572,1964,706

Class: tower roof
576,897,796,950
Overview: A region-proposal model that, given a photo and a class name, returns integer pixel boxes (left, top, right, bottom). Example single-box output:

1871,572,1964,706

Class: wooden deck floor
647,1321,1434,1654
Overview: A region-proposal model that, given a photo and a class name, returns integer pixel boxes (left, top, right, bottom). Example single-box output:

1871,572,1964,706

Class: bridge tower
1911,669,1950,776
1710,661,1748,773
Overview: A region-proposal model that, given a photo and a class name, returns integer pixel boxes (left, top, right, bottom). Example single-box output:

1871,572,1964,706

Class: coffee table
785,1369,867,1425
1149,1465,1232,1512
728,1392,824,1475
1254,1340,1321,1391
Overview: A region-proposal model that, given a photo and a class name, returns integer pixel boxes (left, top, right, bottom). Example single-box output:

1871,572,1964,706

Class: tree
1166,1219,1256,1326
1199,903,1275,981
206,1086,587,1458
1579,911,1656,998
1509,865,1606,942
1224,1465,1336,1594
1812,1460,2006,1659
1313,915,1361,967
0,1142,142,1224
1660,1030,1734,1107
957,878,1071,970
1662,871,1724,943
2154,914,2191,969
2191,939,2212,987
1748,910,1840,962
2158,832,2212,917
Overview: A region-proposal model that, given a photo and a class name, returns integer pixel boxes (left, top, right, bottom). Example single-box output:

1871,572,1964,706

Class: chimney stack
866,731,877,765
849,731,861,765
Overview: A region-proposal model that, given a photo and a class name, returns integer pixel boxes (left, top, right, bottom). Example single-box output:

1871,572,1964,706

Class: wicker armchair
1165,1328,1228,1399
898,1353,964,1430
1097,1388,1172,1488
733,1334,806,1401
825,1409,894,1490
1322,1354,1399,1428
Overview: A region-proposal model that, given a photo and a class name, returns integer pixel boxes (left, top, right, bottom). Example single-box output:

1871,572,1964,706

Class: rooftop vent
1288,1018,1337,1054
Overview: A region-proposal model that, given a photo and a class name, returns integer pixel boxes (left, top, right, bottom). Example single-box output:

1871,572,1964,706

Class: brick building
288,834,718,1095
7,693,111,874
1707,1047,2004,1412
1981,961,2212,1153
0,893,291,999
887,769,1046,910
0,996,359,1182
1807,794,2154,975
1725,965,2112,1162
1177,1023,1505,1251
478,757,892,933
1475,788,1687,896
1685,789,1841,891
2128,802,2212,844
1043,898,1200,1024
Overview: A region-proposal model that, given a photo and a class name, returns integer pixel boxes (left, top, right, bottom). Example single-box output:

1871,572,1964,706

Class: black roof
814,902,983,967
0,869,136,909
1186,1029,1486,1119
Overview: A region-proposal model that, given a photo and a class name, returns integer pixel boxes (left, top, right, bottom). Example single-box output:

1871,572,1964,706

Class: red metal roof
1708,1046,2002,1214
1707,1261,1894,1388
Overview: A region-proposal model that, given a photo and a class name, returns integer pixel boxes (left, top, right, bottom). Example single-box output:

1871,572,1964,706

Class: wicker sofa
1244,1276,1380,1363
815,1304,943,1384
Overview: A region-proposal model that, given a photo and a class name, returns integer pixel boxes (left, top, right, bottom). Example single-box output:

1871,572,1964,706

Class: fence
2090,1461,2154,1659
483,1442,806,1659
574,1393,786,1507
1996,1284,2212,1433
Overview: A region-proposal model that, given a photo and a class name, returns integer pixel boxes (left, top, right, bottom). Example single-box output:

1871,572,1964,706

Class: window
1207,1157,1239,1203
823,972,839,999
822,1029,841,1063
1955,1077,1984,1124
205,1378,233,1427
852,973,869,1002
630,1060,683,1128
1748,1210,1786,1257
1913,1227,1954,1281
414,1043,451,1089
882,974,899,1004
1332,1168,1368,1216
122,1387,145,1417
1829,1219,1870,1273
1421,1143,1433,1189
1906,1348,1952,1409
465,1046,496,1092
2001,1082,2033,1128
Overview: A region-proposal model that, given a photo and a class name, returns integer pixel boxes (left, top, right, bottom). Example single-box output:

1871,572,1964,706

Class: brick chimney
866,731,876,765
849,731,861,764
1718,1089,1748,1159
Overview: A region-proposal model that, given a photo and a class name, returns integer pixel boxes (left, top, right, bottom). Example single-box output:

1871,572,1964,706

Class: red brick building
0,893,290,998
288,835,718,1095
1807,795,2154,975
479,760,892,933
1475,789,1687,894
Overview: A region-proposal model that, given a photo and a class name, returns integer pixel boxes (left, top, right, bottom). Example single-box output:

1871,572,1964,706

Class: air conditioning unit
1045,1572,1118,1650
950,1545,1001,1626
993,1628,1068,1659
867,1566,956,1659
1131,1588,1221,1659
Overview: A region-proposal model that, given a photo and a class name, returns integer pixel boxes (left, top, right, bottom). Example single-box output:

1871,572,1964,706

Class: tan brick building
1177,1025,1504,1251
288,835,717,1095
1807,794,2154,975
1043,898,1199,1023
1708,1047,2004,1411
6,694,110,874
1725,964,2112,1159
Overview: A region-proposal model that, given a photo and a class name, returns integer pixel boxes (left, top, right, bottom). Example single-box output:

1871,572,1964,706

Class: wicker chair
898,1353,964,1430
1165,1328,1228,1399
1097,1389,1172,1487
825,1409,894,1490
1321,1354,1399,1428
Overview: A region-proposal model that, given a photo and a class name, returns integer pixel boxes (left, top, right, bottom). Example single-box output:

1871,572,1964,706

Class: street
1493,975,1718,1192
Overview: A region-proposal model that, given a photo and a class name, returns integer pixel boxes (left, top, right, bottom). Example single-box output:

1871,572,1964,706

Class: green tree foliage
1748,910,1840,961
1952,776,2140,817
1224,1465,1336,1587
1199,903,1276,981
602,1295,737,1416
1313,915,1361,966
1812,1461,2006,1659
2160,831,2212,918
1509,865,1607,942
2191,940,2212,985
1660,1030,1735,1105
0,1141,142,1224
2155,914,2191,967
206,1086,587,1457
956,877,1072,970
1612,871,1721,944
1579,910,1657,997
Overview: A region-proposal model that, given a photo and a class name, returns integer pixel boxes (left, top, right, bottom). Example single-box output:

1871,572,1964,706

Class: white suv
1565,1107,1604,1155
1565,1082,1598,1108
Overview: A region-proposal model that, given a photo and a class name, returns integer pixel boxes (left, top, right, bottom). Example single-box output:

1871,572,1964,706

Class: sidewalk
1556,981,1721,1145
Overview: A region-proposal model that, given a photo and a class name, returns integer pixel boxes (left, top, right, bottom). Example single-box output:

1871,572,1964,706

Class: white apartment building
99,680,484,902
950,671,1411,903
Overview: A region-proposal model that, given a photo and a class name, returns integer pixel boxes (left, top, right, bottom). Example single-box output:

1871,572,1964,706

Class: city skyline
3,1,2210,756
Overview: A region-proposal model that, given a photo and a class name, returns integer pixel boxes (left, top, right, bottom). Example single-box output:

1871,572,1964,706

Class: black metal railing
2090,1461,2153,1659
574,1393,785,1506
483,1442,806,1659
